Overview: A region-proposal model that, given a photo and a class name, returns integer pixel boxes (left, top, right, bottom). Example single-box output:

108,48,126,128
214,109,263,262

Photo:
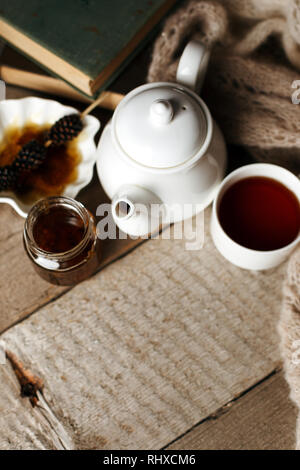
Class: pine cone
0,166,18,191
48,113,83,146
13,140,46,173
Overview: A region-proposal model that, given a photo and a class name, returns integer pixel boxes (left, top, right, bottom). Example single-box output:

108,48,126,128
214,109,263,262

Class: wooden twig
81,91,112,118
5,349,44,407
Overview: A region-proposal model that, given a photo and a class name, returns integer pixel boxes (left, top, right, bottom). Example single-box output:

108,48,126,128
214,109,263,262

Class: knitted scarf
279,247,300,449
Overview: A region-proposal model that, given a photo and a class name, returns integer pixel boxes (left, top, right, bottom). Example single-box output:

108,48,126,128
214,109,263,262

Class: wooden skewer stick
43,91,118,148
0,65,124,110
81,91,112,118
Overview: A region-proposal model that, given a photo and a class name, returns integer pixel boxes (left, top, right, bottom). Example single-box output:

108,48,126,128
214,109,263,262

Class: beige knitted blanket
279,247,300,449
148,0,300,174
148,0,300,447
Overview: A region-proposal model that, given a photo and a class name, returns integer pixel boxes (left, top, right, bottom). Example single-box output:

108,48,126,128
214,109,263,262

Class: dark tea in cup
218,176,300,251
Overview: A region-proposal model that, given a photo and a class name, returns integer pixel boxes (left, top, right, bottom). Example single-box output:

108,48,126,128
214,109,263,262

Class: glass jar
23,196,101,286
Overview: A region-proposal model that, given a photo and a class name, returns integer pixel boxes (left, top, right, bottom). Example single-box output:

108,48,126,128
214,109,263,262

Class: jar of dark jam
23,196,101,286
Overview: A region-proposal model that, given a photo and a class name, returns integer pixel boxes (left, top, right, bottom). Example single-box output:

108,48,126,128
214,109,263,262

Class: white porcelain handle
176,40,210,93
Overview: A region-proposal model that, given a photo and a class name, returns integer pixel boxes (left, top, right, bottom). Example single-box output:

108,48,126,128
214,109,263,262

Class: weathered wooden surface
0,212,289,449
0,356,74,449
167,371,297,450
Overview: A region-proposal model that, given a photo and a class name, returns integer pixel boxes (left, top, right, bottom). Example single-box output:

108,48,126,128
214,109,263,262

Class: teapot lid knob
150,99,174,125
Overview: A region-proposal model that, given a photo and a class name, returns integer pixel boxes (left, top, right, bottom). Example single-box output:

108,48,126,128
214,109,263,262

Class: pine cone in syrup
13,139,47,173
0,165,18,191
48,113,83,146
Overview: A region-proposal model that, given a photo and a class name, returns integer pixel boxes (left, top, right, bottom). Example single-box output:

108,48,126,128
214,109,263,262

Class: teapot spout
112,185,162,237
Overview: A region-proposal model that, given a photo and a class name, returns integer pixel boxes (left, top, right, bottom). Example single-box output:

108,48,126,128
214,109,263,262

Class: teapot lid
113,83,208,169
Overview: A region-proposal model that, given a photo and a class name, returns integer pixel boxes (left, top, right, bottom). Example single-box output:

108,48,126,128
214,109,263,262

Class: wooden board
0,213,287,449
0,355,74,450
167,371,297,450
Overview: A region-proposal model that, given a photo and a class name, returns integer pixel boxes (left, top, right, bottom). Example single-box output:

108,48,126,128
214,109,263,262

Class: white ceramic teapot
96,41,227,236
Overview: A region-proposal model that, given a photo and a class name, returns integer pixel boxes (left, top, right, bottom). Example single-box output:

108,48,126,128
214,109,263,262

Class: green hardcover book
0,0,177,97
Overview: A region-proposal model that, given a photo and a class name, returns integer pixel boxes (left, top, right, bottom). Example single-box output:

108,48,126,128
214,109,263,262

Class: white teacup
210,163,300,270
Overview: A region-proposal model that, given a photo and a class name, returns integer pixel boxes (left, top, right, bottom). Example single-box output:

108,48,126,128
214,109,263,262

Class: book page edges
0,18,92,95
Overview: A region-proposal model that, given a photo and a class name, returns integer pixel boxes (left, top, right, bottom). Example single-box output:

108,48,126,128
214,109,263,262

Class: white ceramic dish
0,97,100,217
